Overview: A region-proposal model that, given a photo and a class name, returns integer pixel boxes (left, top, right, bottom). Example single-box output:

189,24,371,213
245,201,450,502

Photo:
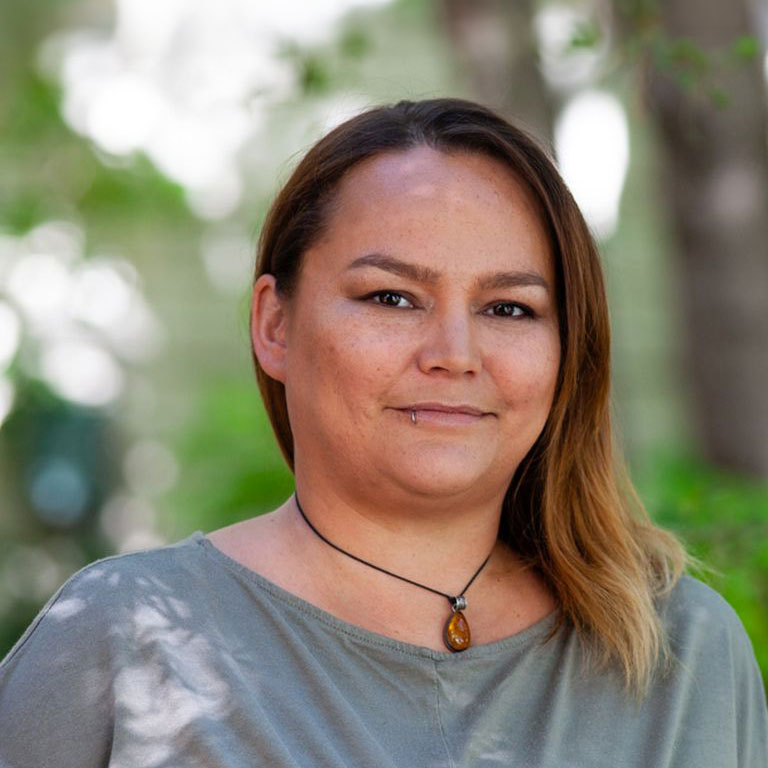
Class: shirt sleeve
729,607,768,768
0,568,115,768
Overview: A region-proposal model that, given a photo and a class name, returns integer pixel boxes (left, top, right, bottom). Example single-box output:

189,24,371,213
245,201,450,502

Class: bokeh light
554,89,629,240
40,0,393,220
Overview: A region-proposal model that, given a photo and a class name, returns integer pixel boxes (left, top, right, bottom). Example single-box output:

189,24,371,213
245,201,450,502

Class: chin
383,448,500,499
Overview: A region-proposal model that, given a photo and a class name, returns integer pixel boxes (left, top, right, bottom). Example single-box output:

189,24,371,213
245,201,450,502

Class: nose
416,307,481,376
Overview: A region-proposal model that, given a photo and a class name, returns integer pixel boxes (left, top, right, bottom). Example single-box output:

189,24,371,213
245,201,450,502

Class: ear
251,273,289,383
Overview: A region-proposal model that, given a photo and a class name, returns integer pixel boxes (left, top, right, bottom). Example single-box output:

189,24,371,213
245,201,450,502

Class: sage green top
1,530,766,767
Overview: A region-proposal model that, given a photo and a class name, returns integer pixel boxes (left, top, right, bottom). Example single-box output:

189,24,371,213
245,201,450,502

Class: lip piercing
410,410,418,425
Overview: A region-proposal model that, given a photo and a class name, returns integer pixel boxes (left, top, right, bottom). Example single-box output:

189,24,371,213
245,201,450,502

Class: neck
289,478,505,598
295,492,492,599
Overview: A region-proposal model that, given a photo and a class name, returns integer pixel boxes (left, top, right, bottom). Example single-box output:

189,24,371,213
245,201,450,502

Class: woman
1,98,766,767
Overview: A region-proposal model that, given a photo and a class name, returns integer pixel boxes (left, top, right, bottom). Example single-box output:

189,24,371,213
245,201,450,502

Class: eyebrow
346,253,551,293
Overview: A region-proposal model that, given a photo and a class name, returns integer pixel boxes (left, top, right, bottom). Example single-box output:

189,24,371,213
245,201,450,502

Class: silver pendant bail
450,595,467,612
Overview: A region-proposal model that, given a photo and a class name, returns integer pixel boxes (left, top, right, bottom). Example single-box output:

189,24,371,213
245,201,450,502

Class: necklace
294,494,493,652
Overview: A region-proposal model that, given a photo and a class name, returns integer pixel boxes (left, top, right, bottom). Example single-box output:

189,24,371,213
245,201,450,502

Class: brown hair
251,97,689,700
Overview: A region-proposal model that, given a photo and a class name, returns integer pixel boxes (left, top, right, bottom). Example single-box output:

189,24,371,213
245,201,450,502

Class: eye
368,291,415,308
485,302,532,318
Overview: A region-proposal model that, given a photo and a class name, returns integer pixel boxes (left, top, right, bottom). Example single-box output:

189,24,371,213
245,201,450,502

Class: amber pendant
444,597,471,652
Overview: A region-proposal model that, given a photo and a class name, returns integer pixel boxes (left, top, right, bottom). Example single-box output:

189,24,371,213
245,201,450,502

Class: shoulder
0,533,210,765
657,574,765,695
45,530,204,613
0,532,205,672
657,574,756,658
60,530,204,598
659,574,739,622
655,575,768,764
658,574,752,643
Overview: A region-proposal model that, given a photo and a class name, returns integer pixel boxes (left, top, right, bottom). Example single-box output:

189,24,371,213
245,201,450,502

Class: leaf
569,20,602,50
340,27,371,58
667,37,708,72
731,35,760,61
707,86,729,110
298,55,332,95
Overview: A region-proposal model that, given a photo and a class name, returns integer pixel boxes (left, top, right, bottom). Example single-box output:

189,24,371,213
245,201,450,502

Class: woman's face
260,146,561,505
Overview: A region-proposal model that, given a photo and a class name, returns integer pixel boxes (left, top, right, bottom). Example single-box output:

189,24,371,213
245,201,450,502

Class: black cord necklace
294,493,493,652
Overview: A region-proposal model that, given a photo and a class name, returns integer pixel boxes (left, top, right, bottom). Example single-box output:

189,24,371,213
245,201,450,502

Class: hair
251,97,691,701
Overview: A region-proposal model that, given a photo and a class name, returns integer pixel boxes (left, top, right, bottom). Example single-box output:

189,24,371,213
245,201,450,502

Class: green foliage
3,71,62,141
0,72,191,234
605,3,764,110
653,36,709,86
298,54,333,95
569,20,602,51
651,33,754,108
0,599,44,664
0,192,50,233
707,86,729,110
1,0,764,700
160,377,294,539
339,26,372,59
613,0,659,29
0,5,202,663
730,35,760,61
76,153,188,221
639,453,768,681
277,21,377,99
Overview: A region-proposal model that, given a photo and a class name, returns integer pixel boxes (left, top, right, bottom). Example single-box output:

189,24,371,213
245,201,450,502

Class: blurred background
1,0,766,686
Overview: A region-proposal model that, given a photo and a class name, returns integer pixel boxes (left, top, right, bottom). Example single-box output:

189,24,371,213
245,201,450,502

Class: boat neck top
1,529,766,767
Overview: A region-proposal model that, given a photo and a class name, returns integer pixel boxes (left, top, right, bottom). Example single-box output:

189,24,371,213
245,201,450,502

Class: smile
395,403,492,426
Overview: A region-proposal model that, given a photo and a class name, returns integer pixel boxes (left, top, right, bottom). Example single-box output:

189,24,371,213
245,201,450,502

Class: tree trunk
435,0,555,146
641,0,768,477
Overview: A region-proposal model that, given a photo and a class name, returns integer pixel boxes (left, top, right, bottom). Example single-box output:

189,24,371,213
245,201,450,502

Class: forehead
306,145,553,283
333,145,543,222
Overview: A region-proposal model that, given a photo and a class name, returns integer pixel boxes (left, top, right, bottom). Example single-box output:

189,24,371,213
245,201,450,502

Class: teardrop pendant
444,609,471,652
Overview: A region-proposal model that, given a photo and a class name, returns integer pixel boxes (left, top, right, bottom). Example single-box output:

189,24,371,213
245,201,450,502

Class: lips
398,403,490,417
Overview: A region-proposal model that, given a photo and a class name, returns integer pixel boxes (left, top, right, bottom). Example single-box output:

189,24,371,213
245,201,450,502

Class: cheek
289,309,406,401
493,334,560,410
